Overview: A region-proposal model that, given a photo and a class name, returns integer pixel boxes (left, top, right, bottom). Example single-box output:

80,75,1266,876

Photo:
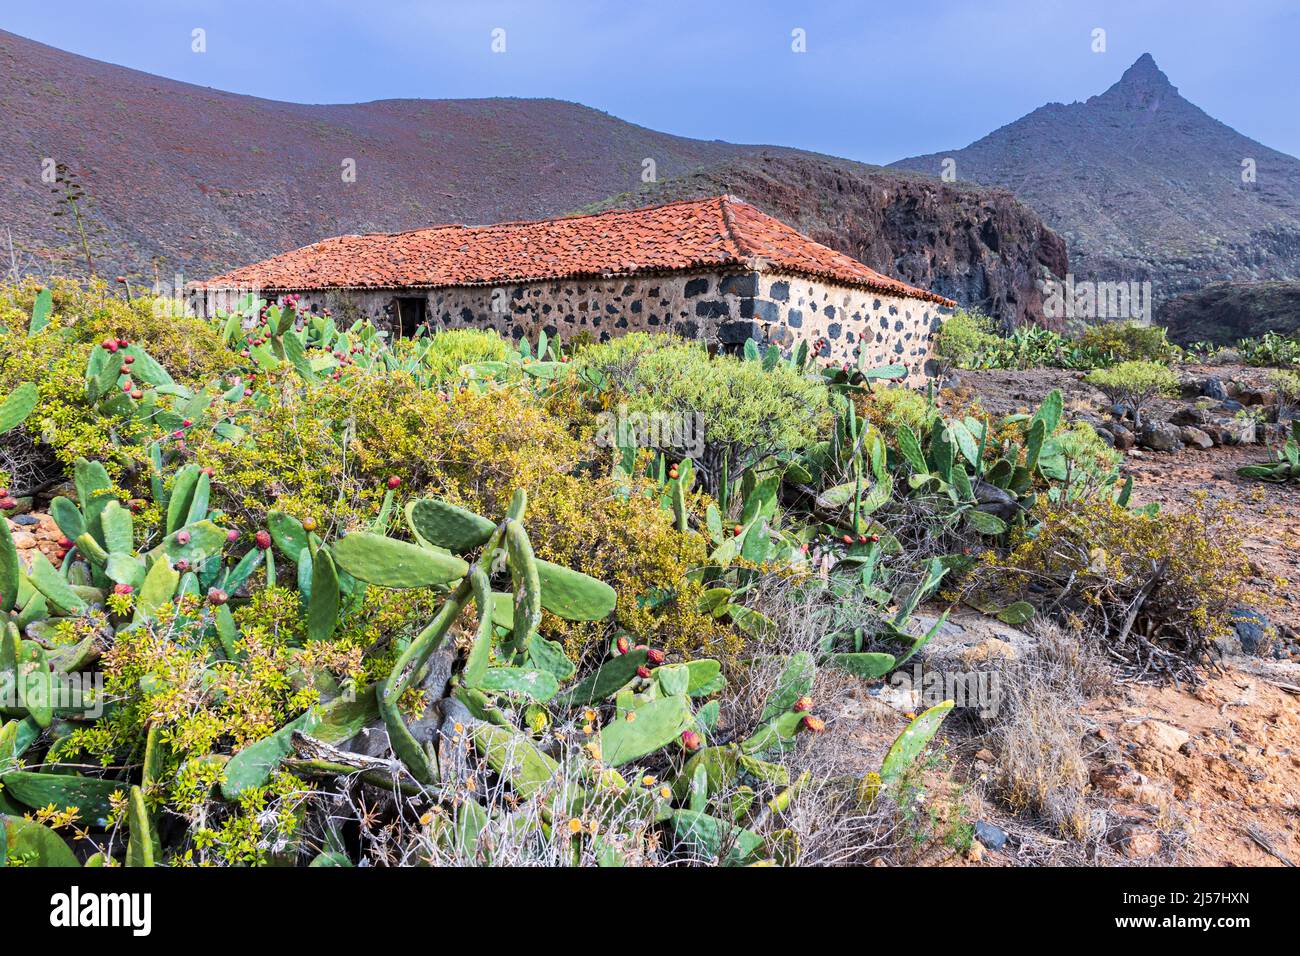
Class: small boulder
1138,421,1184,453
1199,377,1228,400
1109,424,1136,450
1229,607,1273,656
1179,426,1214,449
1238,388,1278,406
1128,719,1190,753
1170,406,1209,426
974,821,1009,850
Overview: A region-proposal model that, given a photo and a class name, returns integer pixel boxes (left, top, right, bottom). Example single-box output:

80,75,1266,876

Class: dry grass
985,619,1108,842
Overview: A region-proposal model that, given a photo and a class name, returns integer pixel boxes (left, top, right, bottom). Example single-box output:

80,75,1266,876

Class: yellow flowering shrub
857,384,938,438
965,492,1256,671
525,472,742,665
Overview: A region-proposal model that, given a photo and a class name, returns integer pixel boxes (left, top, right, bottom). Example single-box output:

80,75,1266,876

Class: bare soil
914,363,1300,866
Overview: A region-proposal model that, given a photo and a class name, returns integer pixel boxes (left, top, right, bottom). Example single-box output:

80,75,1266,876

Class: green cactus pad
598,694,694,766
125,785,157,867
307,547,341,642
558,649,649,707
669,809,764,865
0,771,125,828
221,686,378,799
267,510,310,562
505,520,542,651
470,722,558,799
26,552,86,615
880,700,954,785
1,815,79,867
332,532,468,588
741,710,806,756
759,652,816,722
162,520,228,564
0,519,18,614
534,560,616,621
475,666,559,703
827,652,896,680
0,382,38,434
406,498,495,553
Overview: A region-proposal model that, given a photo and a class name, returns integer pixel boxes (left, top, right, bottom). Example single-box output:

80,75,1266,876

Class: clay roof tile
194,196,953,306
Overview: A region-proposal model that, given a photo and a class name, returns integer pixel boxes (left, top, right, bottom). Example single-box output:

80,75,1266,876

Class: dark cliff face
892,55,1300,311
1159,281,1300,345
589,153,1068,329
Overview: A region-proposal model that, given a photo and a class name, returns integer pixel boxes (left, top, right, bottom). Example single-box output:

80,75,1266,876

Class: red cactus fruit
59,537,74,550
386,475,402,490
101,339,118,352
646,648,666,666
113,583,134,596
255,530,272,550
123,354,135,365
636,666,652,679
0,497,17,510
841,534,853,545
225,528,240,543
801,715,826,734
207,588,229,606
176,530,191,545
130,389,143,400
116,338,128,348
680,730,702,751
793,696,813,712
615,636,631,655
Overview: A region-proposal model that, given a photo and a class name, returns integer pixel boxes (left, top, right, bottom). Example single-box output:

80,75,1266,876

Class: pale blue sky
2,0,1297,162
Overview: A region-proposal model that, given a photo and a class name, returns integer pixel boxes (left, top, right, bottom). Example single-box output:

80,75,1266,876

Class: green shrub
858,384,938,438
580,338,832,490
2,277,235,383
932,309,1003,370
1053,420,1122,479
1270,369,1300,415
570,332,680,390
1085,360,1179,429
413,328,510,381
1075,321,1179,364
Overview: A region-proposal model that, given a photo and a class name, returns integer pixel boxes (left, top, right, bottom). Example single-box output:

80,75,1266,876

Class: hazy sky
2,0,1297,163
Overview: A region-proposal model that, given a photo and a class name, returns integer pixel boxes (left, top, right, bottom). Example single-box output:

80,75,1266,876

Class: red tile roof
194,196,954,305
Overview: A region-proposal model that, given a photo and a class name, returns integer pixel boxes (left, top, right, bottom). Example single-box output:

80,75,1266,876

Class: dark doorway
392,296,427,338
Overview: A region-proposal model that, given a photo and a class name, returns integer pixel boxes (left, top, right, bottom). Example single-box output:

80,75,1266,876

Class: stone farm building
190,196,954,380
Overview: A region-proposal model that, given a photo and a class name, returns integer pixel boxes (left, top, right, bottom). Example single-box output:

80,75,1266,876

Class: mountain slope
892,54,1300,307
0,28,1067,328
0,29,767,282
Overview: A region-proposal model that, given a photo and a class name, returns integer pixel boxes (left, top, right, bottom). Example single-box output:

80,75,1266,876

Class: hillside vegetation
0,282,1270,867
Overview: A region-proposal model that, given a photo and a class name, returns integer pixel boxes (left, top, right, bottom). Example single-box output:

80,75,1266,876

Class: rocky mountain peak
1095,53,1179,110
